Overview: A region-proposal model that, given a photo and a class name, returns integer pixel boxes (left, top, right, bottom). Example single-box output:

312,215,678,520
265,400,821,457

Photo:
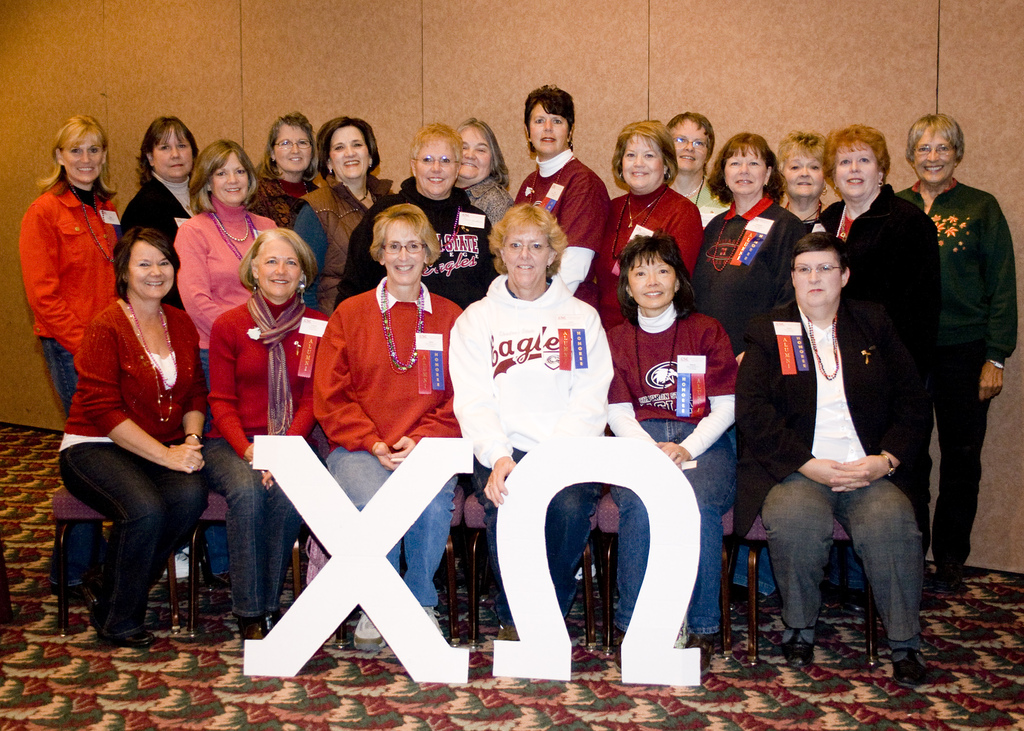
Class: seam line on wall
935,0,941,112
647,0,651,119
239,0,246,147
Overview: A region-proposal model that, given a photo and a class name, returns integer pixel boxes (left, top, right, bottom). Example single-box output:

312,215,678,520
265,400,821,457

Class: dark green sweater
897,182,1017,361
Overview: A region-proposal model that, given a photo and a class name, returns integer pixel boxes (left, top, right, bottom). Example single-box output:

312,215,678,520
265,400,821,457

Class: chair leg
600,533,616,653
0,533,12,624
582,539,596,648
56,521,71,636
720,539,731,655
746,546,760,666
445,534,459,645
465,528,483,648
291,539,302,599
187,524,203,637
167,554,181,633
865,583,879,667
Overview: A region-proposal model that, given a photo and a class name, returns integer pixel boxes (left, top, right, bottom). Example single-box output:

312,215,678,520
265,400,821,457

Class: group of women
20,89,1014,685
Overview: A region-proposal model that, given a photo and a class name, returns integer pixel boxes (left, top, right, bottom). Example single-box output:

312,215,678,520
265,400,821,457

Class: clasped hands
799,453,896,492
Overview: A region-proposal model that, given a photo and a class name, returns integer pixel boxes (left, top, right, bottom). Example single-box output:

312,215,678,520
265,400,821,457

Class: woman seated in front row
449,204,612,641
735,232,931,687
59,227,208,647
314,204,463,652
205,228,327,640
606,233,737,675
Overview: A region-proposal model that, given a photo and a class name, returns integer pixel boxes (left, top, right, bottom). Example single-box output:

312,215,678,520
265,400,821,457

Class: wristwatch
881,452,895,477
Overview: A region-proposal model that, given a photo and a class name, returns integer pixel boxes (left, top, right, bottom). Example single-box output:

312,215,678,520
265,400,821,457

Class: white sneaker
354,611,385,652
174,549,189,579
424,606,442,635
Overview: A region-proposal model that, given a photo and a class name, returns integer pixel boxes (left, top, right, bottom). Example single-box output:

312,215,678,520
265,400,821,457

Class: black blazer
121,179,191,309
734,299,932,535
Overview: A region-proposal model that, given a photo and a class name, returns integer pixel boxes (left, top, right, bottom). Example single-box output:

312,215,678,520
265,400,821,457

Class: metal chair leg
445,534,459,645
745,546,760,666
582,540,596,648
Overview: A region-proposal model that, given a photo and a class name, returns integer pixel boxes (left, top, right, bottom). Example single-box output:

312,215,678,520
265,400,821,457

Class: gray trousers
762,472,923,642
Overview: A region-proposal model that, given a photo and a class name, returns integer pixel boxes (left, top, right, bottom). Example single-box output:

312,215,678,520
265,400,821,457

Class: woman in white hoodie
450,203,612,640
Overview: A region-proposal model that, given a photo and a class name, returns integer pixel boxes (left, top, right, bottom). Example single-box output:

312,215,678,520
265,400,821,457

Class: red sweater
595,186,703,330
19,186,118,352
314,288,462,453
64,302,207,442
516,157,611,307
208,299,328,458
608,313,736,425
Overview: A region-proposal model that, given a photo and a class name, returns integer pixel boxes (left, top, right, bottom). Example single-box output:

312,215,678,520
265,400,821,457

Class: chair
462,491,597,649
594,493,734,654
729,515,878,666
52,486,180,635
0,529,13,623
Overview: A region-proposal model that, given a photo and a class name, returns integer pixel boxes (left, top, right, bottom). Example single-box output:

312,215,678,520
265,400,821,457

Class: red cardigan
314,288,462,453
595,186,703,330
19,186,118,353
208,299,328,458
64,302,207,443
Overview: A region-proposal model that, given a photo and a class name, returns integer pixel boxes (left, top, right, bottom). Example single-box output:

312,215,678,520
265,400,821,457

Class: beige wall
2,0,1021,571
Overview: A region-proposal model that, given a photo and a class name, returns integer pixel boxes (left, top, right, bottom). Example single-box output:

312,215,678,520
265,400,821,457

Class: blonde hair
410,123,463,163
40,115,116,198
189,140,259,213
778,131,826,167
370,204,441,265
239,228,318,291
489,204,568,277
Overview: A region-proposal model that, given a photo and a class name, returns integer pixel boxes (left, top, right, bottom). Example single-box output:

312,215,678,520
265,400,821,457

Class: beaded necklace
612,187,669,261
68,187,113,263
835,204,853,241
125,300,177,421
380,281,425,372
209,211,257,259
806,315,840,380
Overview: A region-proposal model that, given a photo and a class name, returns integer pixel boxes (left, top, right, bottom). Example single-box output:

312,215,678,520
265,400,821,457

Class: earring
298,276,307,293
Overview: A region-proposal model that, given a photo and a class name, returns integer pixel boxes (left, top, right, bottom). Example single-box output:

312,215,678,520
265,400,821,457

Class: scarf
246,290,305,435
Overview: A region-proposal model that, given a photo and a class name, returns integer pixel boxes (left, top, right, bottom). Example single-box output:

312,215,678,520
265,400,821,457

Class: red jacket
19,186,118,352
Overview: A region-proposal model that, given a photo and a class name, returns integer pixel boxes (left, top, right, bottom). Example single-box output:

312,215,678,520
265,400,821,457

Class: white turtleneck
534,150,595,294
537,149,574,177
155,173,193,216
607,305,736,461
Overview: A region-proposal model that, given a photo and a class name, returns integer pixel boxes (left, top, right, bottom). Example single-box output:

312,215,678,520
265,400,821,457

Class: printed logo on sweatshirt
639,361,677,412
422,233,481,279
490,327,562,376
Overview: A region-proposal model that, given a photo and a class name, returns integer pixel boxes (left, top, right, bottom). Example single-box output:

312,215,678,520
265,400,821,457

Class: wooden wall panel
650,0,937,196
240,0,423,188
936,0,1024,573
0,0,108,429
422,0,649,197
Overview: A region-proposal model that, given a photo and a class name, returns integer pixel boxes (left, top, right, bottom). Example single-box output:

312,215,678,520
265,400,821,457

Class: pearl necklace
380,281,425,373
209,211,256,259
125,300,177,421
806,315,840,380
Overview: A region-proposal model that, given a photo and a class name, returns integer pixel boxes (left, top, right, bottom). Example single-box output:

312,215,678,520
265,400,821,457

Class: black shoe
685,633,716,675
781,635,814,667
90,616,154,648
931,562,965,594
237,614,265,640
261,610,281,636
892,649,927,687
78,566,105,612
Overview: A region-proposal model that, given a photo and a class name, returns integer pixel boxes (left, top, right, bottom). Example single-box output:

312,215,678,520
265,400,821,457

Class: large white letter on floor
243,436,472,683
494,437,701,686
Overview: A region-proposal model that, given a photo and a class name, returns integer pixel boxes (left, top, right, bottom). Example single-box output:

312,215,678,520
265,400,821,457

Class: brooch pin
248,327,262,340
861,346,876,364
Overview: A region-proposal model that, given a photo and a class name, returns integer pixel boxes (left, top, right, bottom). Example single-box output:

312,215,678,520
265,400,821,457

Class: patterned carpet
1,423,1023,730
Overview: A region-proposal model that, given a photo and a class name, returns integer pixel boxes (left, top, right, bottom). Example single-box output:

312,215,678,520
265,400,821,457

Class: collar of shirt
723,195,773,221
375,278,434,314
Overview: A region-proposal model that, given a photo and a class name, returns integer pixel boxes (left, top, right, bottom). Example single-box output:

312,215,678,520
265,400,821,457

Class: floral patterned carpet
1,424,1023,730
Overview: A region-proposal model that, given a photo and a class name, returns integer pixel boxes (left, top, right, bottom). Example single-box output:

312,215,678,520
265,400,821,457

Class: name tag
773,321,809,375
541,183,565,212
174,217,189,229
416,333,445,393
676,355,707,418
458,211,486,229
299,317,327,337
630,224,654,240
812,222,826,233
556,314,587,371
100,209,120,225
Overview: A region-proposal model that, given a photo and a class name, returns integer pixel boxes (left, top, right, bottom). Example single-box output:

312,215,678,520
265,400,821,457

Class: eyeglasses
914,143,953,158
506,241,551,253
383,241,425,254
673,137,707,150
275,139,312,150
793,264,841,276
414,155,457,167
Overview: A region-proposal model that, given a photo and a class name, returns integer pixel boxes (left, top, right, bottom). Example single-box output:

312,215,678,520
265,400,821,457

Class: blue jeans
41,337,103,587
327,445,456,607
196,347,229,574
762,472,923,643
612,420,736,635
59,443,207,639
202,439,302,617
474,449,600,626
930,339,990,566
